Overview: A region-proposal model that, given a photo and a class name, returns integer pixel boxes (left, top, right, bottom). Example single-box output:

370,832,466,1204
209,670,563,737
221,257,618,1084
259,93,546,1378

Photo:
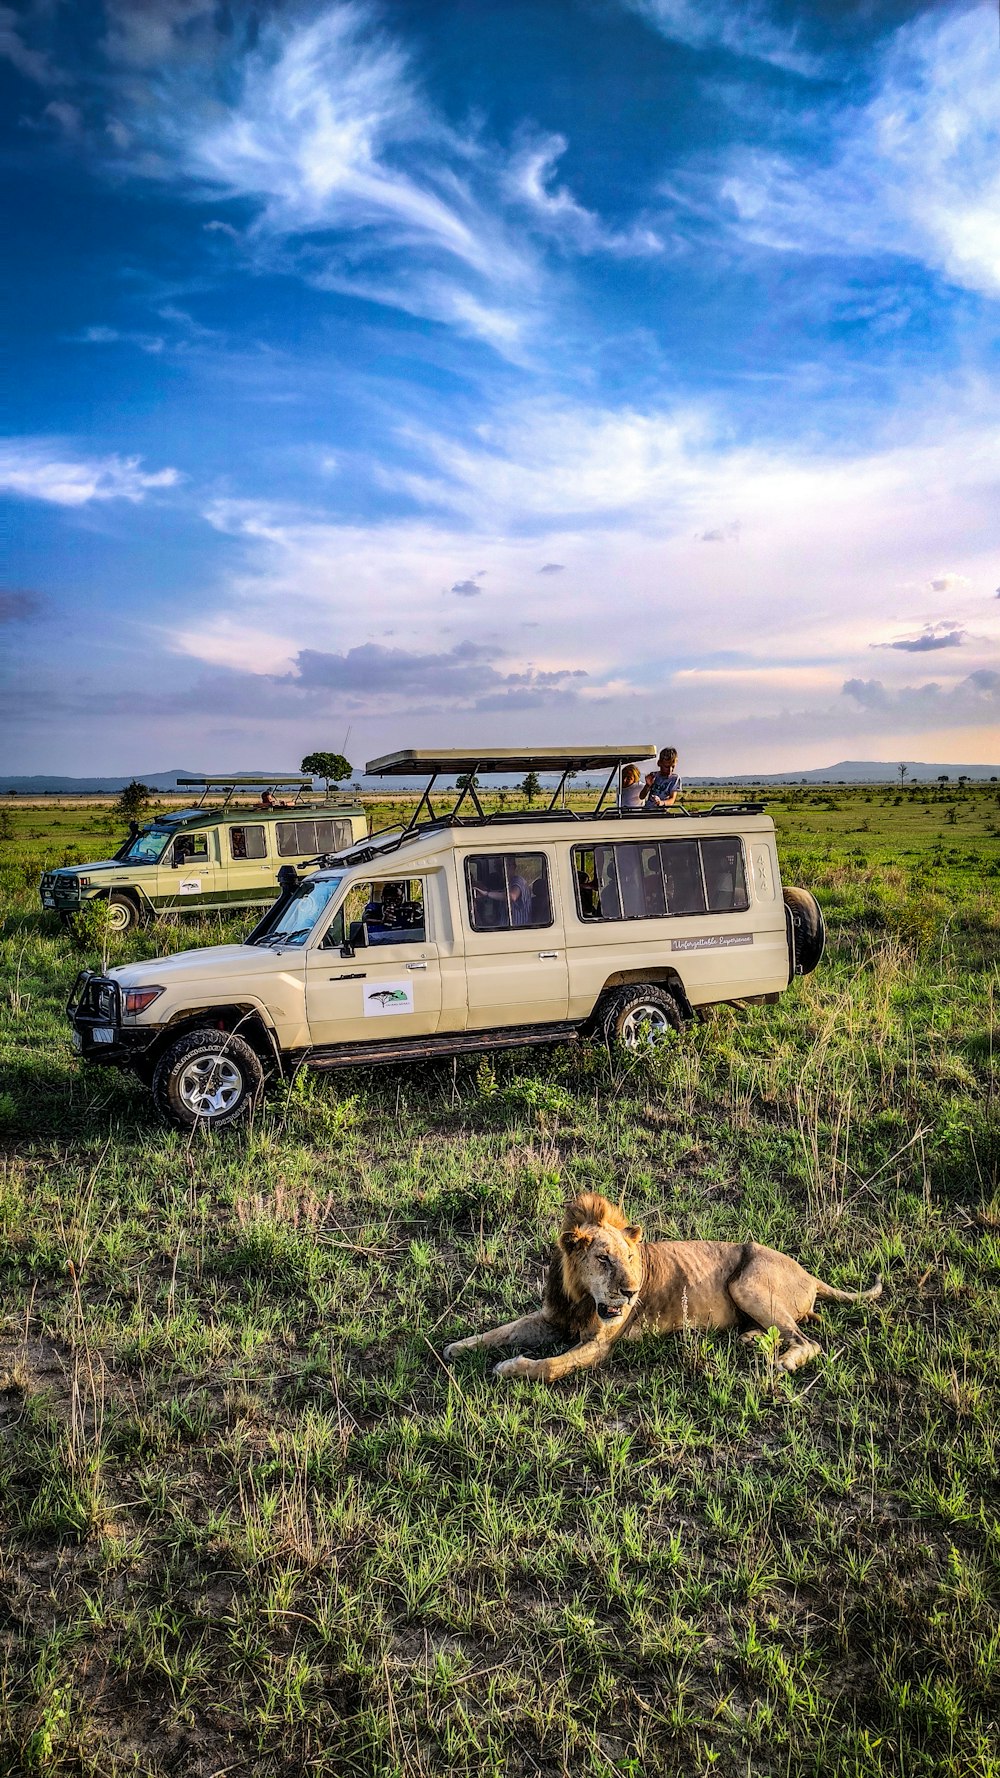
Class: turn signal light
123,987,164,1016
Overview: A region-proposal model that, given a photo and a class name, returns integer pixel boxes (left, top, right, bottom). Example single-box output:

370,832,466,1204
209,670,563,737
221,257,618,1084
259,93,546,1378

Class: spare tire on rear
783,886,825,976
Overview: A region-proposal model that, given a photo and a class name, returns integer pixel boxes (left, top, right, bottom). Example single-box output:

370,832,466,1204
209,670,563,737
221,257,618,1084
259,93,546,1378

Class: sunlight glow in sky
2,0,998,774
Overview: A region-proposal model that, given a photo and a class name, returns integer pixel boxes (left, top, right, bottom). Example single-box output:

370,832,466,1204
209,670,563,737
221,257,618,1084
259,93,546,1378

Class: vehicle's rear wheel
602,984,683,1050
107,892,142,933
152,1029,265,1130
782,886,825,975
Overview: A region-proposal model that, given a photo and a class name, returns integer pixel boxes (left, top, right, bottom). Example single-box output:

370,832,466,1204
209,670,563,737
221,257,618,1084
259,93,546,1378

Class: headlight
123,987,165,1016
78,877,91,888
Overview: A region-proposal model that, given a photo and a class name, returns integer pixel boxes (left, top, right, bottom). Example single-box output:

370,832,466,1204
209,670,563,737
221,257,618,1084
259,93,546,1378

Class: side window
616,842,668,919
173,832,209,866
701,838,749,912
325,879,426,948
465,853,552,931
659,841,706,916
230,824,267,861
312,818,352,853
574,845,620,921
280,818,353,858
277,820,308,857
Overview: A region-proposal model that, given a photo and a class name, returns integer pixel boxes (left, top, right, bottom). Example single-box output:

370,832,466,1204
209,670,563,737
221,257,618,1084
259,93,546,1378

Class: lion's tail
813,1274,882,1303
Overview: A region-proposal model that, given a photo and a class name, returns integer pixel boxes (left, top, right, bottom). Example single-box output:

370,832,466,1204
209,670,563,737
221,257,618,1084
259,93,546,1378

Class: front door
305,876,442,1046
458,848,569,1029
152,828,225,910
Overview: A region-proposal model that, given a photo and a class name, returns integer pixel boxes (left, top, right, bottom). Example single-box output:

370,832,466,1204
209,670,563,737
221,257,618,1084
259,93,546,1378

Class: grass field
1,785,998,1777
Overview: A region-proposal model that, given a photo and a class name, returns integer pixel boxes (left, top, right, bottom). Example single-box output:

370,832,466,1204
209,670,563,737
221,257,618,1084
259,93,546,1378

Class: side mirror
340,941,355,959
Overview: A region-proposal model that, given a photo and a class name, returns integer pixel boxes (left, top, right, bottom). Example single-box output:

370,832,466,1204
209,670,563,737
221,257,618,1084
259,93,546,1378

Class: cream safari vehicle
41,775,367,931
66,747,825,1129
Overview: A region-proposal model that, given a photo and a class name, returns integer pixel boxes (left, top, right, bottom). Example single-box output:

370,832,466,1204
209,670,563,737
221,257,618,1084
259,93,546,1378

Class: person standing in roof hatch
620,764,643,810
642,747,682,809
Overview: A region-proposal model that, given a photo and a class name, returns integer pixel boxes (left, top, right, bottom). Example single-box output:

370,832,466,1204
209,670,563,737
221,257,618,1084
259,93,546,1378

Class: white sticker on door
178,878,202,895
363,979,414,1017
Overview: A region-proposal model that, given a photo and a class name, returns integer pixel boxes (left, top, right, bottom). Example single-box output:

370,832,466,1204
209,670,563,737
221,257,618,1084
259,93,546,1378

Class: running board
297,1022,580,1071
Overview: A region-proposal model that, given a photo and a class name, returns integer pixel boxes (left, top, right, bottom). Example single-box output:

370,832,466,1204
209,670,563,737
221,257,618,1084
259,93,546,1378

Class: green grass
0,787,998,1777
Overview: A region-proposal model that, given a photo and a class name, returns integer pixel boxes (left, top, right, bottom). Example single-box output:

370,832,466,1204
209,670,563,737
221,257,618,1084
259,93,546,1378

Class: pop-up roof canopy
365,745,655,776
176,775,314,787
176,773,316,809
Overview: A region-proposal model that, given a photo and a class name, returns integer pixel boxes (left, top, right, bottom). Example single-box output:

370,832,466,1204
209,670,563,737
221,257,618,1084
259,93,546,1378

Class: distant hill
0,768,310,795
697,760,1000,785
1,757,998,794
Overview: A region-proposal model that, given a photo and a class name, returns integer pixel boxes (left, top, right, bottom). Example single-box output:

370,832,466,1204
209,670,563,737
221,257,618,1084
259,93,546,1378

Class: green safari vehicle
39,775,368,933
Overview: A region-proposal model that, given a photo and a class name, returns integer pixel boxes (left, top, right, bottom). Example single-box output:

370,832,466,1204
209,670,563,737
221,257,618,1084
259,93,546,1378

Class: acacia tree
521,770,540,805
897,763,908,787
301,752,352,794
115,781,153,820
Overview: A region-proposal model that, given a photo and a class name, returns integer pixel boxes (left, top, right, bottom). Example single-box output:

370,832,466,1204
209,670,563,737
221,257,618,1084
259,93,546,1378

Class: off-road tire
152,1028,265,1131
601,984,684,1051
106,892,142,934
782,886,825,976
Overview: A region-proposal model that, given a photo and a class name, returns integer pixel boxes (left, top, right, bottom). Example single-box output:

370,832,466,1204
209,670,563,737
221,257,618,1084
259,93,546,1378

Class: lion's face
560,1221,643,1323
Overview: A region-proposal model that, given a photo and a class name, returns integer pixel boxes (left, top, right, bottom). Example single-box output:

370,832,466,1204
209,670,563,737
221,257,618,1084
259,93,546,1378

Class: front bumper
66,970,160,1065
41,873,81,914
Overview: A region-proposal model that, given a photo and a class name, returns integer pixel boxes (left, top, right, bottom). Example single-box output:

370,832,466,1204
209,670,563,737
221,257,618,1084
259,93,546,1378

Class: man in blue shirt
642,747,682,808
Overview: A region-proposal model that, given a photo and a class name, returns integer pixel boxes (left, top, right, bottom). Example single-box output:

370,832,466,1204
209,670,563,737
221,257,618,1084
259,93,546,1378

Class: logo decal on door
363,979,414,1017
178,878,202,895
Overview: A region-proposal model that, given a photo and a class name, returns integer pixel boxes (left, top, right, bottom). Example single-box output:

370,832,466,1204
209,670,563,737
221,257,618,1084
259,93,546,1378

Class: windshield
251,876,344,947
119,827,172,864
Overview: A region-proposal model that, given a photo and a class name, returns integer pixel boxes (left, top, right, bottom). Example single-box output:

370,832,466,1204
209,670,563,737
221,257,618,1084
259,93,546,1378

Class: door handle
537,951,558,960
406,961,428,970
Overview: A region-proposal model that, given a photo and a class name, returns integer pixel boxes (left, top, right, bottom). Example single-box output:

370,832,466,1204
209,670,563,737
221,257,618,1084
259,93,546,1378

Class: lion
443,1191,882,1380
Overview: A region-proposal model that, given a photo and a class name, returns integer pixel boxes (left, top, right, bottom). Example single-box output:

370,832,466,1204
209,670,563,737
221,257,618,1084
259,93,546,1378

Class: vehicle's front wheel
152,1029,265,1130
602,984,683,1051
106,892,142,933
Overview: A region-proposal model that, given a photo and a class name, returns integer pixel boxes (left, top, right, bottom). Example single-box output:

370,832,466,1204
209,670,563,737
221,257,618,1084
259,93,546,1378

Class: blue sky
2,0,998,775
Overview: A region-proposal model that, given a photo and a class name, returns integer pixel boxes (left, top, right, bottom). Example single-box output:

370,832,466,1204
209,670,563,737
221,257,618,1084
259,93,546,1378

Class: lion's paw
493,1355,537,1380
777,1339,822,1373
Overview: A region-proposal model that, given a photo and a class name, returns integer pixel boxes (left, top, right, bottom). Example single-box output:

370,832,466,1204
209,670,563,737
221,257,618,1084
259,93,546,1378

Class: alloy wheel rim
619,1004,672,1048
177,1053,243,1116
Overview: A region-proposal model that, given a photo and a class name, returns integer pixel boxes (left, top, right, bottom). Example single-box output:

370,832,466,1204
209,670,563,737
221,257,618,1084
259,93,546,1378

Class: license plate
42,895,54,908
71,1029,82,1052
91,1027,115,1044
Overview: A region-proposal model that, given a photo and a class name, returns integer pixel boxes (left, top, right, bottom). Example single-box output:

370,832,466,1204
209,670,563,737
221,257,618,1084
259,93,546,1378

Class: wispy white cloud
507,133,662,256
626,0,820,76
90,5,666,353
136,6,539,351
715,4,1000,296
0,4,64,86
0,440,180,506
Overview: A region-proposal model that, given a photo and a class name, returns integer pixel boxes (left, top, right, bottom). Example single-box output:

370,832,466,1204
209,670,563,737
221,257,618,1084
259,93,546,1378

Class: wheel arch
586,966,693,1032
146,1003,284,1074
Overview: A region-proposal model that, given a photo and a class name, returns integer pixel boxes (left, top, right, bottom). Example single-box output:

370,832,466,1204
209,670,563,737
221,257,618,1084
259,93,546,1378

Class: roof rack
176,774,314,810
300,798,770,876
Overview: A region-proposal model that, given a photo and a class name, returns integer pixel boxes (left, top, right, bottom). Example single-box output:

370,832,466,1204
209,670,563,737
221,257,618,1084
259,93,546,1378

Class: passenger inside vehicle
332,879,426,947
